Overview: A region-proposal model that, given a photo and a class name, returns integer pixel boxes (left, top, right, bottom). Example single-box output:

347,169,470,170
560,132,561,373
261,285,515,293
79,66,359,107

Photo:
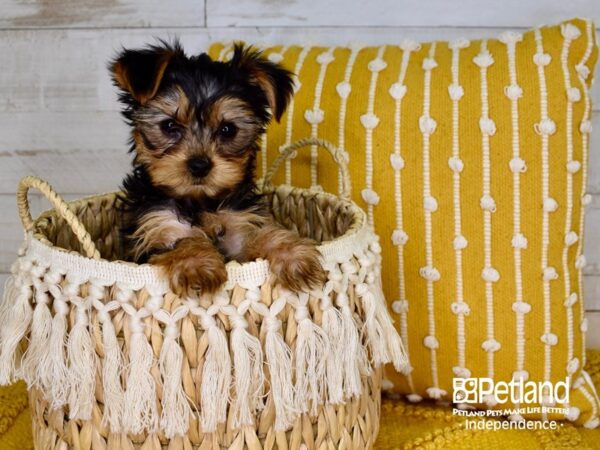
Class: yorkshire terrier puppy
111,41,326,296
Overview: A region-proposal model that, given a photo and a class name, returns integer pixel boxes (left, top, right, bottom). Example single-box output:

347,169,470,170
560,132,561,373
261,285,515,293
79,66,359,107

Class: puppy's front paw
268,242,327,292
150,239,227,296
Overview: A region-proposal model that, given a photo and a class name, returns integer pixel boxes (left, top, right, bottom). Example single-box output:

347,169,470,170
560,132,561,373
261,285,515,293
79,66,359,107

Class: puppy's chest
199,207,271,261
146,205,266,261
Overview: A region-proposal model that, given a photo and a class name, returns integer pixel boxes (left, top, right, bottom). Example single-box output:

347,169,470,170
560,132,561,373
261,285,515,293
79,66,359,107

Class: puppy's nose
187,157,213,178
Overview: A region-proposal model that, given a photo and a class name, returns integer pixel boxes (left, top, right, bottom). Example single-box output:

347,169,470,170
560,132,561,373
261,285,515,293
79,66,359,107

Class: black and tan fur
112,40,326,296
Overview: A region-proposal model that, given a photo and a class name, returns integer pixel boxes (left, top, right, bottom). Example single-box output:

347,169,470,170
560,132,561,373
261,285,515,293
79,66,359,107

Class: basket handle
261,138,352,200
16,176,101,259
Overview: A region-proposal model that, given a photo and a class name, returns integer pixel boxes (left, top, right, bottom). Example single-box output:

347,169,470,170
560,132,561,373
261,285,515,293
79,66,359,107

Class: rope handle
17,176,101,259
261,138,352,200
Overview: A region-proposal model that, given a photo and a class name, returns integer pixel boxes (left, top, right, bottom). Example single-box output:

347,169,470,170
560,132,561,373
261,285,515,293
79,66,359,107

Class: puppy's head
111,40,294,199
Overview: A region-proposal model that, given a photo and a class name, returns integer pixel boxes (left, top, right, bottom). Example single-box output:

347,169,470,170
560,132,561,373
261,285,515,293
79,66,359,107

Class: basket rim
25,184,372,291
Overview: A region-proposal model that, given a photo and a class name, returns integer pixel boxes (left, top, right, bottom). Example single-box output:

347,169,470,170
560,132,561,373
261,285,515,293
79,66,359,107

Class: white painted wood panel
589,127,600,194
1,28,599,116
586,276,600,310
0,1,205,29
0,193,86,274
586,312,600,349
207,0,600,28
0,195,36,274
0,23,597,143
2,0,597,30
0,29,209,114
0,147,131,197
585,194,600,277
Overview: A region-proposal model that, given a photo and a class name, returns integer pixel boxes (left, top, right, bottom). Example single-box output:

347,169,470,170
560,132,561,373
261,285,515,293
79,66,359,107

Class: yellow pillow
209,18,600,426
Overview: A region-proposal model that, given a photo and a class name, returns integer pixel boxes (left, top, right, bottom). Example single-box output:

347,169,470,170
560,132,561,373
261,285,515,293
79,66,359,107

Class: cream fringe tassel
228,299,265,428
94,299,125,432
197,310,231,433
293,292,330,416
0,259,33,385
264,298,297,431
320,284,345,405
155,306,192,438
122,303,158,434
41,284,70,409
67,291,98,420
21,273,54,389
357,281,408,371
372,279,409,371
0,267,17,335
337,289,369,397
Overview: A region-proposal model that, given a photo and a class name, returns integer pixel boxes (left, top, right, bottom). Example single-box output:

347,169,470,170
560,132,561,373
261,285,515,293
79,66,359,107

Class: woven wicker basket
0,138,406,449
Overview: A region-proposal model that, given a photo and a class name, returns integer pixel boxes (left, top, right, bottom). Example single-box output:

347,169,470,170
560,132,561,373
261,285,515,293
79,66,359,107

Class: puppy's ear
110,40,183,105
230,44,294,121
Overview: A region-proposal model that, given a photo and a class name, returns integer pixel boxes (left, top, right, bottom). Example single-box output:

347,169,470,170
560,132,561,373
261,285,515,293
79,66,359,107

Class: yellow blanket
2,351,600,449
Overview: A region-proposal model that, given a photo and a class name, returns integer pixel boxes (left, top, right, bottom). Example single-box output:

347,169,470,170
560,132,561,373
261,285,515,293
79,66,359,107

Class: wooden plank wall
1,0,600,346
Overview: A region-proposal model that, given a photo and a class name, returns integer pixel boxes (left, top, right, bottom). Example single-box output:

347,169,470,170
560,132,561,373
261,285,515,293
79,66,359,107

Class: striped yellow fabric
209,18,599,426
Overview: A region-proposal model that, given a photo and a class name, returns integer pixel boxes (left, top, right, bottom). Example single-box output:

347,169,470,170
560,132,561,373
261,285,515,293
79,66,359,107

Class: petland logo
453,377,570,405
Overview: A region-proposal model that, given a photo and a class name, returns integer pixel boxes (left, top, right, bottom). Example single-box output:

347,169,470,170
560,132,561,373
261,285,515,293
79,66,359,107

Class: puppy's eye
218,122,237,139
159,119,182,138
